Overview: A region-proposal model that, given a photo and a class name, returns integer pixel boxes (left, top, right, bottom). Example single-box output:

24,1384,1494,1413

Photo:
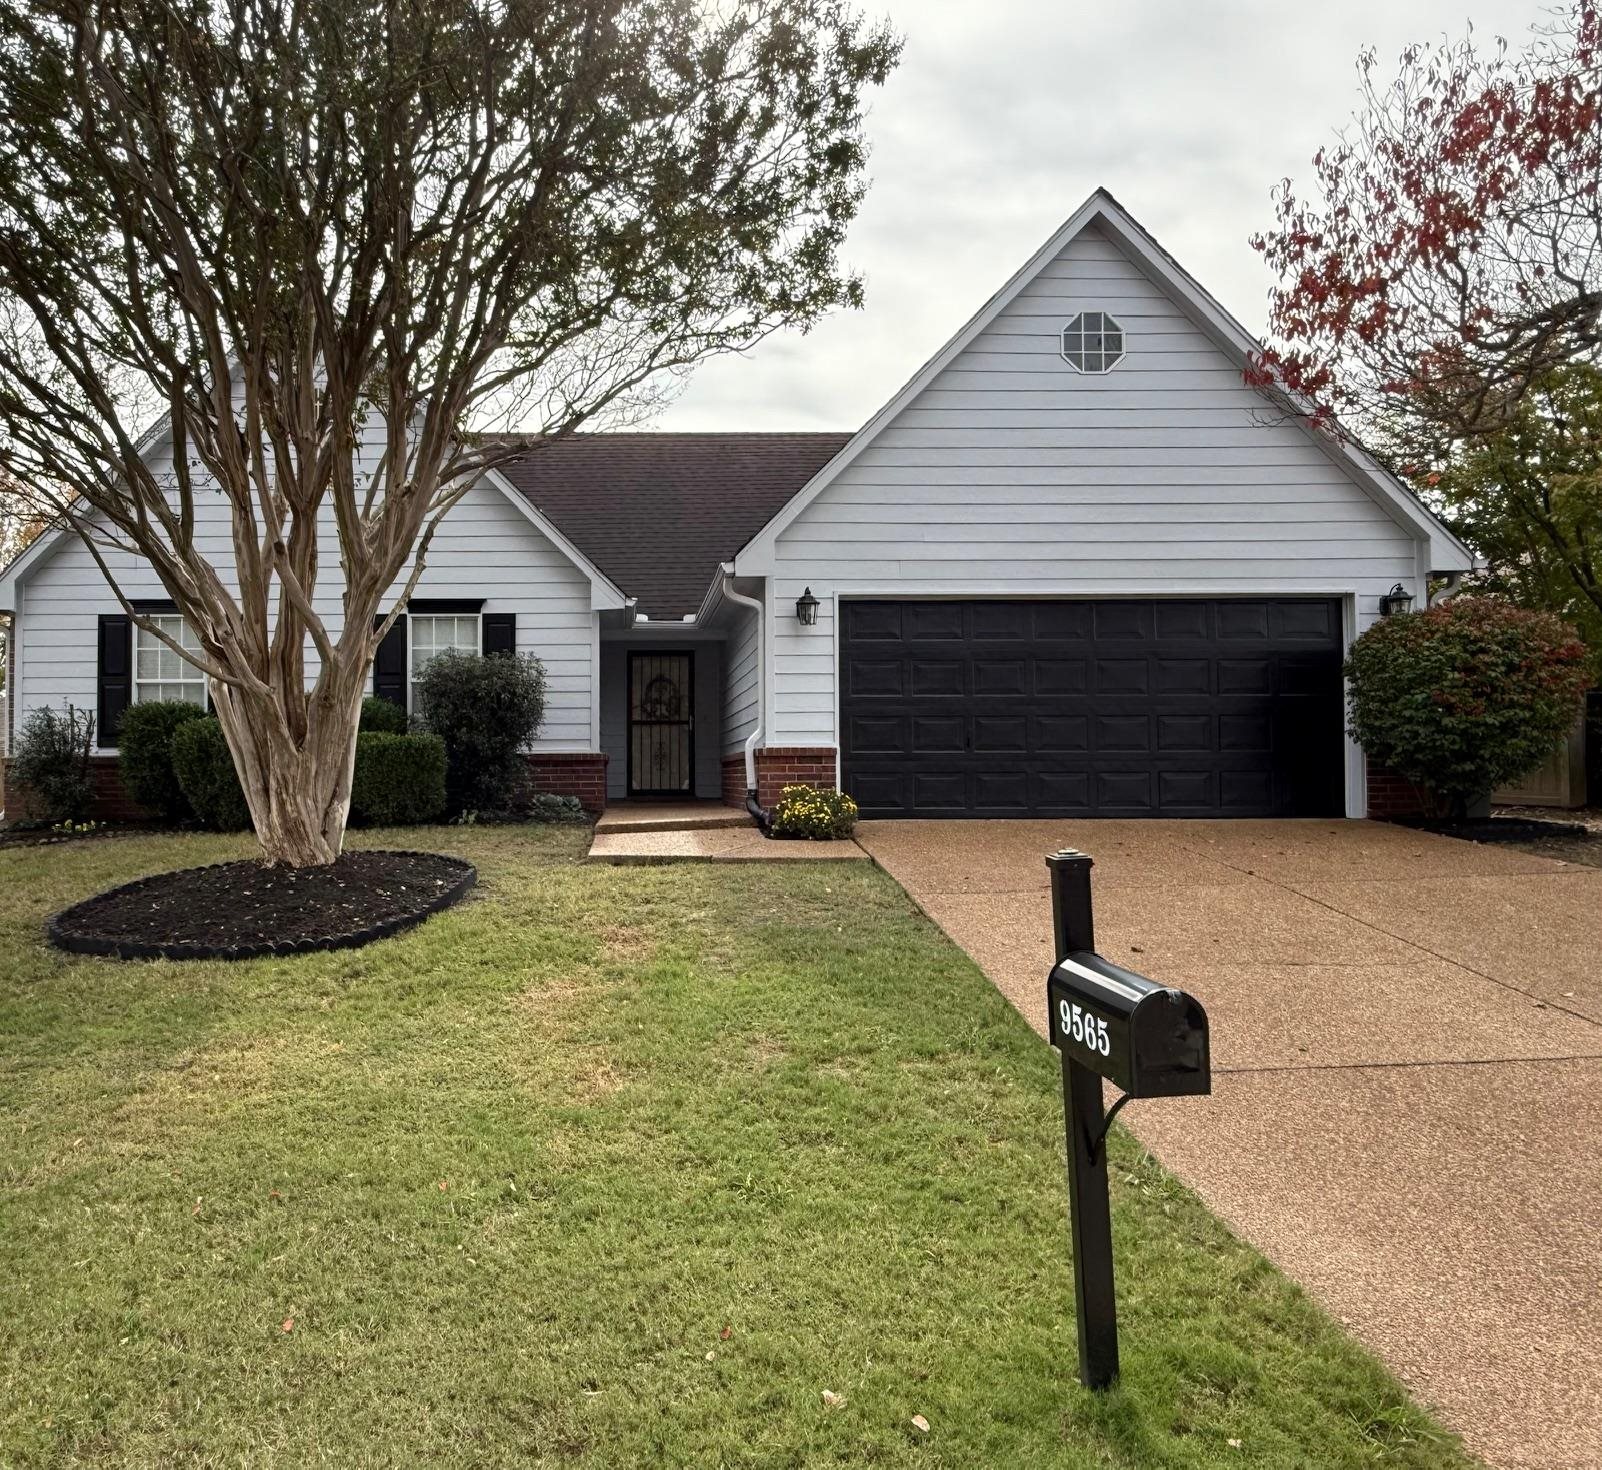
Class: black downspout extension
746,791,772,835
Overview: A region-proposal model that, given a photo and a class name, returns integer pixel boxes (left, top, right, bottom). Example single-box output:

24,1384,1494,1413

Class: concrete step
594,802,751,834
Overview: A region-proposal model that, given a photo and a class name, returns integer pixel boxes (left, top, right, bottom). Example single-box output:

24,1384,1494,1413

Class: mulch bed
47,849,475,961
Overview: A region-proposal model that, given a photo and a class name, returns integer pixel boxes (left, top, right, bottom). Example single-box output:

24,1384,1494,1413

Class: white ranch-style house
0,191,1473,822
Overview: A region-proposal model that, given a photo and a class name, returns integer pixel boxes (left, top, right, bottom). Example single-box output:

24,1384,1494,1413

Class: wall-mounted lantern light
1379,583,1415,617
795,587,819,626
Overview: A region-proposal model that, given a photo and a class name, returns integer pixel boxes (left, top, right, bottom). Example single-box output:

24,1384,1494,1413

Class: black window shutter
482,611,516,657
372,613,408,708
97,614,132,747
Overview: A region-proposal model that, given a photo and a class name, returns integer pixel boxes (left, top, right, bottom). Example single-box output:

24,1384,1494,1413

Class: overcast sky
657,0,1553,432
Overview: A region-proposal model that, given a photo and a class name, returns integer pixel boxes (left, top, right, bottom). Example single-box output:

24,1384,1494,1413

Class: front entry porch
599,638,724,804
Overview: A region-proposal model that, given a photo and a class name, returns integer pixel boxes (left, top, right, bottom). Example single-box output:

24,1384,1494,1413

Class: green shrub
1345,597,1593,816
415,649,547,815
769,783,858,840
12,704,95,823
171,717,252,831
359,695,410,735
118,700,206,821
350,732,447,825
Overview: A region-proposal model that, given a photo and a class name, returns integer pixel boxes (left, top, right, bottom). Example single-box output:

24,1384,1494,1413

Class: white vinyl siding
767,221,1418,753
14,449,598,751
720,601,761,757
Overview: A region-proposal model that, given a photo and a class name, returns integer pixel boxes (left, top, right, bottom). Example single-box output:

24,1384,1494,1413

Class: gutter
718,564,771,833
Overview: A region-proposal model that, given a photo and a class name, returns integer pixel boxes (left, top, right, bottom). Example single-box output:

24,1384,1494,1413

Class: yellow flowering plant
769,783,858,840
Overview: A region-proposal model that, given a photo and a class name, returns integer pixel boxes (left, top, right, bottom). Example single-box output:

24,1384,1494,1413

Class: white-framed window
1060,311,1125,373
408,612,480,706
134,614,207,706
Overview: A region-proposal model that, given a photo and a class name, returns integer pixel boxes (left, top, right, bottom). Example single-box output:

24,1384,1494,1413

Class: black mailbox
1047,950,1209,1098
1043,847,1212,1394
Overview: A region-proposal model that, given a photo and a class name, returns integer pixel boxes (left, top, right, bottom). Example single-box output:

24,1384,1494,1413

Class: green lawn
0,827,1470,1468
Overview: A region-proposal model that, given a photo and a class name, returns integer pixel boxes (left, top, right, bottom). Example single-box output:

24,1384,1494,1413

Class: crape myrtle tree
0,0,898,866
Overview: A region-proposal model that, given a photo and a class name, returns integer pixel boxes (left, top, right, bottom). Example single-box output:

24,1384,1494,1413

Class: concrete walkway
855,818,1602,1470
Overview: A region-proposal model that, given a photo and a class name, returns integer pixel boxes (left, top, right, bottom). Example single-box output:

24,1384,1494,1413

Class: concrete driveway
855,818,1602,1470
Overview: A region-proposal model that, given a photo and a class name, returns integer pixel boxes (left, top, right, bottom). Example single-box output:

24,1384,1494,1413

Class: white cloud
658,0,1551,431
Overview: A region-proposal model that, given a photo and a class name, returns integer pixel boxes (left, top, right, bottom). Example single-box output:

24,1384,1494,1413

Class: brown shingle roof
494,432,850,619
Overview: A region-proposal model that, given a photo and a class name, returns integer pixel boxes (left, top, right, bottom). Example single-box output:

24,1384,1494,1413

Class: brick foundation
753,746,837,809
721,754,749,808
524,752,608,814
2,755,156,824
1364,759,1432,821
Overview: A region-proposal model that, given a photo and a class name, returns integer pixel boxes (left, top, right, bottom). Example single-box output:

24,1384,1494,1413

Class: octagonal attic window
1061,311,1124,373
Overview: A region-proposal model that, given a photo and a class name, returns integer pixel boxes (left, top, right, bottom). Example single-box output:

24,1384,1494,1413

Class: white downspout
720,565,764,796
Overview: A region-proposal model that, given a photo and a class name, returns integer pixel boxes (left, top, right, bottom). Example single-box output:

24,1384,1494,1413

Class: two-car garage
839,598,1347,819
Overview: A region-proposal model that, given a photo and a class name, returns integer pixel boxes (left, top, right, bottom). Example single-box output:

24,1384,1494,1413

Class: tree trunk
211,676,365,868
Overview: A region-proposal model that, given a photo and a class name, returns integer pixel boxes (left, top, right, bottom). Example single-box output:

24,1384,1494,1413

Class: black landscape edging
1393,815,1591,843
45,850,476,962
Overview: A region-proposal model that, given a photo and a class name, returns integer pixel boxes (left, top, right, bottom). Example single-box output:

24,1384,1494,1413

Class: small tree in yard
416,650,547,816
1345,598,1592,816
0,0,898,866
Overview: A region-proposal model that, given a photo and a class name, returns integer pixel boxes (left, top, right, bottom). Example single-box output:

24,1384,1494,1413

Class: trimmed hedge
171,717,253,831
119,700,207,821
360,695,410,735
1345,597,1593,815
350,732,447,826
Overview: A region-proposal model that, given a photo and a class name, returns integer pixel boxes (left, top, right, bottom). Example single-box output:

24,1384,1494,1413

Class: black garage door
840,599,1345,818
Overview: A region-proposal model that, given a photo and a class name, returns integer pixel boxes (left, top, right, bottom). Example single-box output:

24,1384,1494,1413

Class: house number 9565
1059,999,1111,1058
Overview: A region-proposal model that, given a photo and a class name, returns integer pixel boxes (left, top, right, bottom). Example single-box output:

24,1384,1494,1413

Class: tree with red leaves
1252,4,1602,460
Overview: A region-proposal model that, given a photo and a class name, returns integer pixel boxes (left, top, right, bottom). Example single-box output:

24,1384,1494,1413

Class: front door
628,651,694,796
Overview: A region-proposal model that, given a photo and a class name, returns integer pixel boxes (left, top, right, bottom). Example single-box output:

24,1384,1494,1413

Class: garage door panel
1097,770,1156,811
847,714,906,754
1218,658,1273,695
911,660,965,696
847,658,903,697
1033,603,1093,640
1273,600,1339,641
1095,714,1151,752
1035,658,1088,695
847,602,902,641
907,603,964,640
974,715,1028,752
973,770,1031,810
1157,713,1213,752
841,598,1343,819
1217,602,1272,640
971,603,1032,641
913,772,967,810
974,659,1028,696
1093,602,1153,640
1154,600,1212,640
911,716,965,753
1095,658,1148,694
1155,658,1211,695
1035,714,1090,752
1159,770,1215,809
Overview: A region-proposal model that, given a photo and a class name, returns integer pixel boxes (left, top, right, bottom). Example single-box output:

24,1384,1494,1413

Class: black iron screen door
628,652,694,796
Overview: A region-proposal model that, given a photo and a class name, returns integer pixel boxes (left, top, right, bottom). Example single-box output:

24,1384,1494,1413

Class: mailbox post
1045,848,1211,1391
